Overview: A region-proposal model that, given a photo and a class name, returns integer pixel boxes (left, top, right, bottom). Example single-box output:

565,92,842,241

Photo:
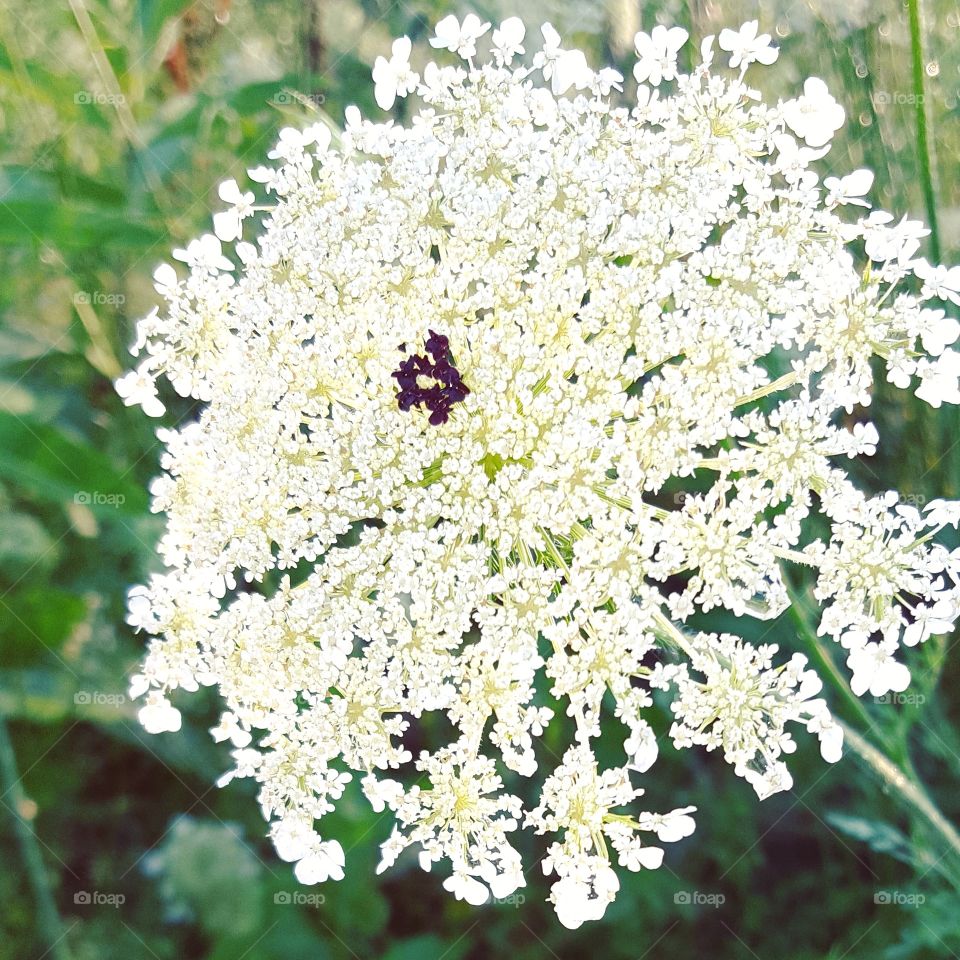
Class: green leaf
0,165,162,247
0,668,74,722
825,812,915,866
55,170,127,207
137,0,196,43
0,329,59,365
0,413,148,515
0,197,164,248
383,936,467,960
0,586,88,665
0,511,57,574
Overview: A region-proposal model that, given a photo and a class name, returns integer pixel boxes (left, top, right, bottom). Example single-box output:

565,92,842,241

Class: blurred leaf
0,667,74,722
0,510,57,574
55,170,127,207
0,585,87,664
100,711,226,779
0,379,40,416
0,165,56,203
825,812,915,866
0,412,148,515
0,328,59,364
251,911,332,960
138,135,194,184
382,935,467,960
0,163,161,247
0,196,164,248
884,889,960,959
138,0,197,44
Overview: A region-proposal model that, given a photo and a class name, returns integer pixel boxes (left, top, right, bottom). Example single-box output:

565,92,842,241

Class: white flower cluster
121,17,960,927
651,636,842,798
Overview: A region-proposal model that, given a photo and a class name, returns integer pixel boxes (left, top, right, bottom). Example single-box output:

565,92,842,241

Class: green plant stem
907,0,941,262
851,28,894,207
0,716,73,960
786,581,960,886
67,0,170,213
784,583,877,738
840,721,960,882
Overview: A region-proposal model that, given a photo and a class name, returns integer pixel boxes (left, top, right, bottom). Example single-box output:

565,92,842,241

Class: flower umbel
121,18,960,927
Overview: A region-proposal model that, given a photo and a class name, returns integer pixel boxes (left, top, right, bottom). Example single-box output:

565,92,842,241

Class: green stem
840,721,960,886
784,582,877,737
0,716,73,960
907,0,941,262
852,28,895,207
67,0,172,219
735,371,800,407
786,582,960,886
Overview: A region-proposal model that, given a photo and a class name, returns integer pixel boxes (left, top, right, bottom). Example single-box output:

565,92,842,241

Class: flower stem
0,716,73,960
907,0,941,262
839,721,960,881
651,609,696,659
784,581,876,736
735,371,800,407
786,582,960,886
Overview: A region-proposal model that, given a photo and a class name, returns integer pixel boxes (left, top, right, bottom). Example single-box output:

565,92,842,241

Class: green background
0,1,958,957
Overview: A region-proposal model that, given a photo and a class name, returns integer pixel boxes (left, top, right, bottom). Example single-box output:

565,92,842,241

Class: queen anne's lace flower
633,25,688,86
718,20,778,71
373,36,419,111
122,18,960,926
782,77,846,147
653,637,841,797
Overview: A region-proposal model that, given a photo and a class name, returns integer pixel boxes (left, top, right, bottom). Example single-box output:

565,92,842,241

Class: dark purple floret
391,330,469,425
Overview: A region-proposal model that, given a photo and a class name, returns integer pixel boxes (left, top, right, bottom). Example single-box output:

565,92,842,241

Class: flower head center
391,330,469,425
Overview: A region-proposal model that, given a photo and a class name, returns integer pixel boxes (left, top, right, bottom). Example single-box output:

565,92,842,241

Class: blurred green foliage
0,1,958,958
